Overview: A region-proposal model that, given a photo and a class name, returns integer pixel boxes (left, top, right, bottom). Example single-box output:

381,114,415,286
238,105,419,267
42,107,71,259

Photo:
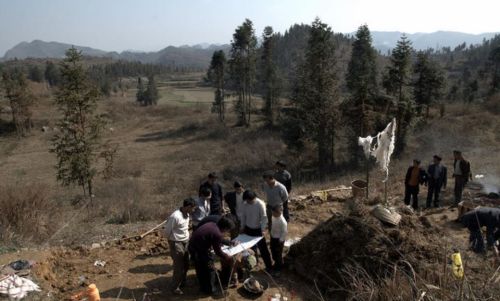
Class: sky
0,0,499,56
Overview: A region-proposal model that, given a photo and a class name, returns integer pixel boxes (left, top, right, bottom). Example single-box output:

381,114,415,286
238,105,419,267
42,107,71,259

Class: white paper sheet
221,234,263,256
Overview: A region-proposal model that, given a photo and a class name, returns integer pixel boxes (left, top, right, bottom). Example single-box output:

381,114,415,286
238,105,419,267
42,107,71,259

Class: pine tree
383,35,414,155
489,46,500,92
413,51,445,118
229,19,257,126
28,65,44,82
44,61,61,87
1,68,34,137
260,26,282,127
144,75,159,105
288,18,339,179
51,47,115,201
344,24,378,165
136,77,146,105
207,50,226,122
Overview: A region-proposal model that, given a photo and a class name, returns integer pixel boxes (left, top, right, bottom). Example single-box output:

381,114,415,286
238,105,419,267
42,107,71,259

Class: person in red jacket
188,217,235,295
404,159,428,210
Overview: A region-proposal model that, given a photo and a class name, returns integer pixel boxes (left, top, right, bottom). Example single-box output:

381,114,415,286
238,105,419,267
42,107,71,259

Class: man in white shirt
262,170,289,229
164,198,196,295
270,205,287,276
239,190,273,271
192,187,211,230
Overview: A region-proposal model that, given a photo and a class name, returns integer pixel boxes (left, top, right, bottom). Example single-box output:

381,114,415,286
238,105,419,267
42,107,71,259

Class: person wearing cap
199,172,224,215
239,190,273,271
164,198,196,295
426,155,447,208
404,159,428,210
191,187,211,230
224,181,245,238
274,161,291,221
262,171,289,228
453,150,472,206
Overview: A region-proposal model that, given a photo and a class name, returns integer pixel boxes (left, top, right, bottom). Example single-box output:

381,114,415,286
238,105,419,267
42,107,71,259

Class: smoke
475,174,500,194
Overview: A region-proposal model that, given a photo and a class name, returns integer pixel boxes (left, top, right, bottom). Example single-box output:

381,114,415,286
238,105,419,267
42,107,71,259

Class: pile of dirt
287,202,444,297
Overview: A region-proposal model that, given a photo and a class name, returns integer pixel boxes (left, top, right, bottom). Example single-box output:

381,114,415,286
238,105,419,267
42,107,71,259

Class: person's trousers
468,225,485,253
190,252,217,294
454,176,466,204
426,180,442,208
404,185,419,209
168,240,189,291
244,226,273,270
270,238,284,271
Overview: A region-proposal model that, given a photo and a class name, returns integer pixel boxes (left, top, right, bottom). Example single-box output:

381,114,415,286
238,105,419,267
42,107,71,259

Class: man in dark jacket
453,151,472,206
199,172,224,215
426,155,447,208
189,217,235,295
460,207,500,253
224,181,244,238
404,159,428,210
274,161,291,221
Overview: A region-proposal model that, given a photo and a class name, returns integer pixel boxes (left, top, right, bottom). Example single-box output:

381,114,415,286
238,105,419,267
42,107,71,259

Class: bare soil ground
1,79,499,300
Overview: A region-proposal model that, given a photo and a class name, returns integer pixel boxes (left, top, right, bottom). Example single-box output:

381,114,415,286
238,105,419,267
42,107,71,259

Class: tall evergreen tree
144,75,159,106
344,24,378,165
260,26,281,127
382,35,414,155
51,47,115,201
288,18,339,179
229,19,257,126
489,46,500,92
207,50,226,122
1,69,34,137
413,51,445,118
28,65,44,82
136,77,146,105
44,61,61,87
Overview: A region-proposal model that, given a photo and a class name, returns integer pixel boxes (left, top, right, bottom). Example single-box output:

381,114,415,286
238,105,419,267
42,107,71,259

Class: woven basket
372,205,401,226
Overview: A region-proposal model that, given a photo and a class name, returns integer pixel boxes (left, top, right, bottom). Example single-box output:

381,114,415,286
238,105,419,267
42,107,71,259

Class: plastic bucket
351,180,367,199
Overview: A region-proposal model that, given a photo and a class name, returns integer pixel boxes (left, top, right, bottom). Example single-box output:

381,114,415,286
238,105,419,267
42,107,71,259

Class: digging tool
139,220,167,239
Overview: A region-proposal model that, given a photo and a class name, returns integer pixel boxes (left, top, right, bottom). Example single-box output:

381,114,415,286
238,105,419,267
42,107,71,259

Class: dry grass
0,184,59,244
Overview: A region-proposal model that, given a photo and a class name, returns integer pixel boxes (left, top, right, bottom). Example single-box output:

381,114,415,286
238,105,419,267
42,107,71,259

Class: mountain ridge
2,31,498,67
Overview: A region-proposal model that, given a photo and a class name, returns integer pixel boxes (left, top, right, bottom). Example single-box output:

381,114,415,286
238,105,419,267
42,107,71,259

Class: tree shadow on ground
0,119,16,137
100,275,205,300
128,263,172,275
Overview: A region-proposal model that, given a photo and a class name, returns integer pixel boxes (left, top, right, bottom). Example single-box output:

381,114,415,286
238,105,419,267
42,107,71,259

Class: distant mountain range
2,31,498,67
367,31,498,53
2,40,229,69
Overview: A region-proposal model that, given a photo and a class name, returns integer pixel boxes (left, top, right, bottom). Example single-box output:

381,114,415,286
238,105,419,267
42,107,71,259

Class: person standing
262,171,289,228
274,161,291,221
189,217,235,295
404,159,427,210
191,187,211,230
199,172,224,215
239,190,273,272
224,181,245,238
460,207,500,253
270,205,287,277
453,150,472,206
164,198,196,295
426,155,447,208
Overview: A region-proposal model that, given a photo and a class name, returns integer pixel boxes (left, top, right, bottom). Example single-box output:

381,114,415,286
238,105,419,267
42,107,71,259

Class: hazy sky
1,0,499,56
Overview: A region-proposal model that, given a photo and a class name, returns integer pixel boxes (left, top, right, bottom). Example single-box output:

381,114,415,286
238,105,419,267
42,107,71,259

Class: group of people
163,161,292,295
403,151,500,254
404,150,472,209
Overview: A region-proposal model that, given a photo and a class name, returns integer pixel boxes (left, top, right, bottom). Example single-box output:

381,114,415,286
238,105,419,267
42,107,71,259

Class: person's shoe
172,288,184,295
